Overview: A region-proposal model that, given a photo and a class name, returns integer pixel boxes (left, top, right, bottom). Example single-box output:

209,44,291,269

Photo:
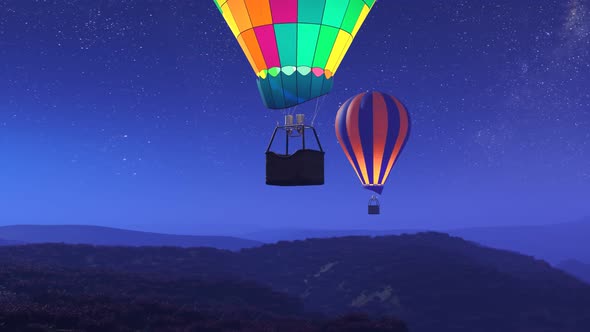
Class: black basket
368,205,380,215
266,149,324,186
368,196,380,215
265,123,325,186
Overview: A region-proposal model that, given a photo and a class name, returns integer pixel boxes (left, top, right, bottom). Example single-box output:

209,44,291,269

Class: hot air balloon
212,0,377,109
212,0,378,187
335,91,411,214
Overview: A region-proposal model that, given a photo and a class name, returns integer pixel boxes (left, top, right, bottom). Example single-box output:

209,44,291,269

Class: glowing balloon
335,91,411,194
213,0,377,109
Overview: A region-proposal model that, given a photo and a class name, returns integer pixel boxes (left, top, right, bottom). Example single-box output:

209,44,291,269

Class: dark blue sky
1,0,588,235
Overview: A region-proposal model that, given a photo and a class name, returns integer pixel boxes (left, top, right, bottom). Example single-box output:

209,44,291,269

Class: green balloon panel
214,0,376,109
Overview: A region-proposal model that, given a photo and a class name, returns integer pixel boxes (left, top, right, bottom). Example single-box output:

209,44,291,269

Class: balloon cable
311,95,324,126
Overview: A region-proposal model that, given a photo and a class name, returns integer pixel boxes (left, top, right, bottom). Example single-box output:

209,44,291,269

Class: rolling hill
1,232,589,332
450,219,590,264
238,233,590,332
558,259,590,284
0,225,261,251
0,263,407,332
5,219,588,264
241,218,590,264
0,238,23,246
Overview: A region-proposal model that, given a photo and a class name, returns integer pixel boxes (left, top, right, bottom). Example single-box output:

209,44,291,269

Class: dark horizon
0,216,589,239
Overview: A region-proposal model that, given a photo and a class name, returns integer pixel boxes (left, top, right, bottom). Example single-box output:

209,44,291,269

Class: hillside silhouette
558,259,590,284
238,233,590,332
5,220,589,265
0,232,589,331
243,218,590,264
0,263,407,332
0,225,261,250
0,238,23,246
450,218,590,264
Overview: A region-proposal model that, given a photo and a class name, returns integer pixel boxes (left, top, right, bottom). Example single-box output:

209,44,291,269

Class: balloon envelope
335,91,411,194
213,0,377,109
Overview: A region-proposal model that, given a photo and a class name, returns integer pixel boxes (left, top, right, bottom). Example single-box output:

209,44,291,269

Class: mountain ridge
1,232,588,332
239,218,590,264
558,259,590,284
0,224,261,251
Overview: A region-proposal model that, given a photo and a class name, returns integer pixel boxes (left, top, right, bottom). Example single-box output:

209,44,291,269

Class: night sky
1,0,589,235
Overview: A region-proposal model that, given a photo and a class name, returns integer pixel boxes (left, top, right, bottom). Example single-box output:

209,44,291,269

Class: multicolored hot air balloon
212,0,377,109
335,91,410,213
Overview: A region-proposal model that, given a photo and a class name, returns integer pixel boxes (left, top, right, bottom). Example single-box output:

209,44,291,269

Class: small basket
368,205,380,215
368,196,380,215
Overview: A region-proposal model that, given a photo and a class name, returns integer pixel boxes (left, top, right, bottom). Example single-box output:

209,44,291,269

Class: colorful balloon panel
335,91,411,194
213,0,377,109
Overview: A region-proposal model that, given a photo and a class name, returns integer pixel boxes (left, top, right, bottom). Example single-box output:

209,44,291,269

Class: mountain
241,218,590,264
450,219,590,264
0,262,407,332
1,233,589,332
0,238,23,246
238,233,590,332
0,225,261,251
558,259,590,284
5,219,588,263
242,228,420,243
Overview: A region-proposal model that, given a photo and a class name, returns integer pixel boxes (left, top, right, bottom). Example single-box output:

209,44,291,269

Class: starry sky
1,0,589,235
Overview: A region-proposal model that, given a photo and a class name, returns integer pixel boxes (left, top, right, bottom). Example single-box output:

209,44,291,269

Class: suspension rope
311,95,326,126
311,98,320,126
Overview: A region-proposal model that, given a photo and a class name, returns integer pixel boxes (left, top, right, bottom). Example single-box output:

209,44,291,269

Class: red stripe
346,93,369,184
372,92,388,185
335,101,364,184
382,96,409,183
